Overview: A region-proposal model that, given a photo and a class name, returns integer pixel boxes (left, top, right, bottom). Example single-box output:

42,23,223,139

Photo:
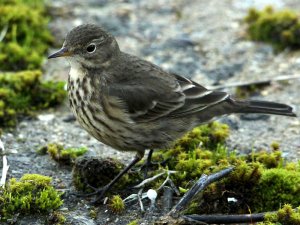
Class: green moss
0,174,63,221
271,142,280,151
192,163,300,214
89,208,97,219
0,0,53,70
149,122,230,187
108,195,125,214
152,122,229,161
47,211,66,225
253,169,300,212
285,162,298,171
149,121,300,215
36,145,49,155
46,143,88,165
127,220,139,225
0,70,66,127
175,121,230,150
0,1,65,127
259,204,300,225
250,149,283,169
262,212,279,224
244,6,300,50
192,161,263,214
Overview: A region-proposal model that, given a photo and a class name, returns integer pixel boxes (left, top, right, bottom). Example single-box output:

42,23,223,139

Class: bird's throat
69,60,87,81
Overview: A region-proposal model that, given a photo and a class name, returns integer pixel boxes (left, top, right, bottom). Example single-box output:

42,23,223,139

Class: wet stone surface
1,0,300,224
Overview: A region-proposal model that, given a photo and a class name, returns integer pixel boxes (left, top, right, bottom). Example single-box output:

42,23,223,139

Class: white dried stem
0,155,9,187
137,188,144,212
0,24,8,42
133,171,165,189
134,170,177,189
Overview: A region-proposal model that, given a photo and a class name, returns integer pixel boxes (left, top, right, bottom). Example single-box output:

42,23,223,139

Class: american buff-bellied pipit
48,24,296,202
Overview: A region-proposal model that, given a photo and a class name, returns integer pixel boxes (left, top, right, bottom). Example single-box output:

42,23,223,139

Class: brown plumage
48,24,296,202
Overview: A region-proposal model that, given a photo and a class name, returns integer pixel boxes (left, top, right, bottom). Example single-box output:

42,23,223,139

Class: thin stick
125,170,177,206
209,74,300,90
134,170,177,189
169,167,234,216
137,188,144,212
0,156,9,187
0,24,8,42
134,171,165,189
0,139,9,187
182,212,268,224
163,186,174,212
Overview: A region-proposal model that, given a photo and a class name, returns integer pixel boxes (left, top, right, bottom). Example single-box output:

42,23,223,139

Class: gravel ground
1,0,300,224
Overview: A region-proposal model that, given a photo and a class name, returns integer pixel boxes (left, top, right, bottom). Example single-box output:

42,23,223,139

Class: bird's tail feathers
235,100,296,117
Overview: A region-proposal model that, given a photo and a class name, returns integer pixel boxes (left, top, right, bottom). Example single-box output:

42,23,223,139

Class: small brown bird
48,24,296,201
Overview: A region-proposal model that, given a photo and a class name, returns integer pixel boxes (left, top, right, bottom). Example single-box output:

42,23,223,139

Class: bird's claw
90,188,108,205
140,161,159,179
139,158,170,179
72,185,109,204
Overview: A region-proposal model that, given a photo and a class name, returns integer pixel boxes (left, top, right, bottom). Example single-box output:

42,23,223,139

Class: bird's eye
86,43,96,53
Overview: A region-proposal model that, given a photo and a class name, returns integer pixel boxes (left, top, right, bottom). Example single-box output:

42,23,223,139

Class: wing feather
106,67,228,122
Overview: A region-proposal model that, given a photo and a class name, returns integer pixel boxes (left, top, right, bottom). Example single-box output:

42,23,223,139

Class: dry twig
209,74,300,90
0,139,10,187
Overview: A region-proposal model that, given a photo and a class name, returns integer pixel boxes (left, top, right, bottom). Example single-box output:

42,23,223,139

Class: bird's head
48,24,120,69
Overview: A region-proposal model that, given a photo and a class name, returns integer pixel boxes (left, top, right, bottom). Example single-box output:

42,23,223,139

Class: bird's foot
72,184,109,204
90,185,109,205
140,160,160,179
72,178,100,197
139,158,170,179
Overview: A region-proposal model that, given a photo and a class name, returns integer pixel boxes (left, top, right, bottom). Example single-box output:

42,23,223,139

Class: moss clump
0,70,66,127
188,152,300,214
244,6,300,50
183,157,300,215
271,142,280,151
89,208,97,219
253,169,300,212
0,0,53,70
150,122,230,187
259,204,300,225
148,121,300,215
0,1,66,127
47,211,66,225
250,149,283,168
195,161,263,214
174,121,230,150
72,156,140,193
46,143,88,165
127,220,139,225
108,195,125,214
36,145,49,155
181,145,300,214
0,174,63,221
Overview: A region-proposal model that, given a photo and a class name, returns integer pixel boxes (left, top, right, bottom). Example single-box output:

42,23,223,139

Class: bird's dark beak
48,47,71,59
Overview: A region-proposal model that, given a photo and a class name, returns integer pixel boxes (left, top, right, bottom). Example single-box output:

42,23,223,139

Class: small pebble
38,114,55,122
147,189,157,202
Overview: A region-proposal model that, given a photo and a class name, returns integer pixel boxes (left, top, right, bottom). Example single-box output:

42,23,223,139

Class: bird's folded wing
169,74,229,117
107,74,229,122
